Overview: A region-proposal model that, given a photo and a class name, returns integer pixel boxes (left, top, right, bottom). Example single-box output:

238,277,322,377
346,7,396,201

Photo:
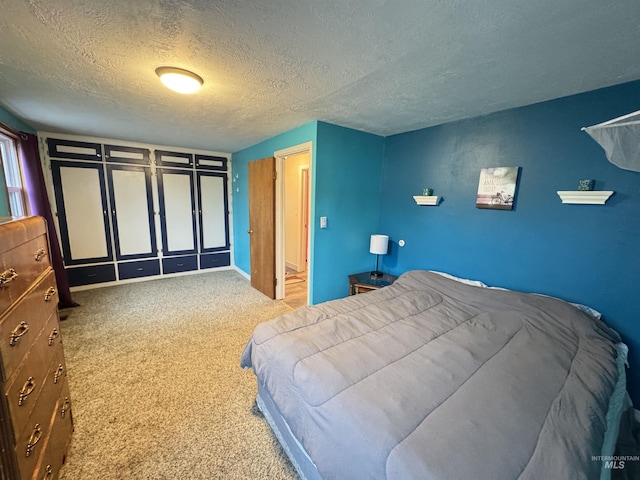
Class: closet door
50,161,113,265
197,171,229,252
106,165,157,260
197,171,231,269
156,168,197,256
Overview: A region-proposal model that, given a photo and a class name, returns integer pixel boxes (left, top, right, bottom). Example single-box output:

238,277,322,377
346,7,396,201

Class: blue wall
313,122,385,303
0,106,35,133
379,80,640,404
232,121,317,279
231,121,385,305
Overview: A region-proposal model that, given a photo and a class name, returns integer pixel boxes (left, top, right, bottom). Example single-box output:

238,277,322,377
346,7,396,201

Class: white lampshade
369,234,389,255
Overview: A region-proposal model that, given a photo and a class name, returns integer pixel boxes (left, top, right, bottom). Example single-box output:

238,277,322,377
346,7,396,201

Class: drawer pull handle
34,248,47,262
26,423,42,457
0,268,18,285
48,328,59,346
61,397,70,418
44,287,57,302
18,377,37,406
42,465,53,480
136,268,143,271
177,263,184,267
53,364,64,384
9,321,29,346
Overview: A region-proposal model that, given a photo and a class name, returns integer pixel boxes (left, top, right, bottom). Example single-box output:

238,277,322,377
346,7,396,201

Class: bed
241,270,632,479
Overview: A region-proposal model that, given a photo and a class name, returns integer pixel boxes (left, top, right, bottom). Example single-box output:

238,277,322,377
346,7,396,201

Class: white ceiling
1,0,640,153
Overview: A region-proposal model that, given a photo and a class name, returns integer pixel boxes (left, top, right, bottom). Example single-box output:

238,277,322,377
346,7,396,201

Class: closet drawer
200,252,230,270
0,269,58,381
0,231,51,314
66,264,116,287
4,312,63,442
118,259,161,280
162,256,198,274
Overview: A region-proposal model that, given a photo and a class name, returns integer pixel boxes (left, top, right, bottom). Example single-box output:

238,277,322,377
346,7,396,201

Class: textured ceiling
1,0,640,152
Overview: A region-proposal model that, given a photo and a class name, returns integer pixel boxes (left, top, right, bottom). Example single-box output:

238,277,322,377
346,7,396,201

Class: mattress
242,270,628,479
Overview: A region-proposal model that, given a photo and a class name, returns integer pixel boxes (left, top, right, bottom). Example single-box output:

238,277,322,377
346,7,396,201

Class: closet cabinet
157,167,198,274
197,171,230,269
107,164,159,280
45,136,231,288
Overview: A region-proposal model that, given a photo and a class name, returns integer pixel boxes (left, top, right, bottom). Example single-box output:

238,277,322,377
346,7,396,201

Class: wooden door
248,157,276,298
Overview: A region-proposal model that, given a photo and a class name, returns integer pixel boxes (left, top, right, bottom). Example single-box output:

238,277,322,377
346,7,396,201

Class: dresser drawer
0,232,51,314
0,269,58,381
4,312,63,442
31,380,73,480
13,348,67,480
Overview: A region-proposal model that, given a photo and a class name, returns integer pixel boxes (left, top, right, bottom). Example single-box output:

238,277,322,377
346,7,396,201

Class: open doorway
274,142,312,308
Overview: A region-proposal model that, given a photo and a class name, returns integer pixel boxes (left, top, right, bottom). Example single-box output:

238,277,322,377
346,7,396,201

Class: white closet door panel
60,167,109,260
200,175,227,249
162,173,195,252
112,170,152,256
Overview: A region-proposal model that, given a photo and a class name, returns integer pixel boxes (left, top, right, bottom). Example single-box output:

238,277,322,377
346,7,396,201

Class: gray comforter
241,270,622,479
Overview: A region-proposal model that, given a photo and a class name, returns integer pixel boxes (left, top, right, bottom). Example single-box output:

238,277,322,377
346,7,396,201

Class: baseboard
70,265,237,292
233,266,251,280
285,261,299,272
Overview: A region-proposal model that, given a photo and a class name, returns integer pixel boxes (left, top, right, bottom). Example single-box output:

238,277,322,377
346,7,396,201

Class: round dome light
155,67,203,94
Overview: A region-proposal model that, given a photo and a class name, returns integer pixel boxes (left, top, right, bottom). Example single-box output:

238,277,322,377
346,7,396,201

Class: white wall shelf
556,191,614,205
413,195,440,206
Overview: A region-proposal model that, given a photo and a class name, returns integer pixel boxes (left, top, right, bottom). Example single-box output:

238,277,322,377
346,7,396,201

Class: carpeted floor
58,270,299,480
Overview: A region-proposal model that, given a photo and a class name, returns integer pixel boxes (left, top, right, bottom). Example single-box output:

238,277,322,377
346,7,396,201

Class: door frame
274,142,313,301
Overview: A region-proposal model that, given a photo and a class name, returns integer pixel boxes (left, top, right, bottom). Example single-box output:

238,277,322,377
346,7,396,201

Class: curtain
15,129,78,308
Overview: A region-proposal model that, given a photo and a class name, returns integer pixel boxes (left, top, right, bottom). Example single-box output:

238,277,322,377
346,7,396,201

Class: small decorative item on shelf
423,188,433,196
578,179,595,191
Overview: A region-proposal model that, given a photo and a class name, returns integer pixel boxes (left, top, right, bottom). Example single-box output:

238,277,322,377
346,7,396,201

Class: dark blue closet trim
195,154,228,171
104,144,151,165
156,168,198,256
155,150,194,168
47,138,102,161
51,160,113,265
196,171,230,253
106,164,158,261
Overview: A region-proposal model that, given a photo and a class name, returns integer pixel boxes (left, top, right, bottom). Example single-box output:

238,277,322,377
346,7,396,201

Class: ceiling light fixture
155,66,203,94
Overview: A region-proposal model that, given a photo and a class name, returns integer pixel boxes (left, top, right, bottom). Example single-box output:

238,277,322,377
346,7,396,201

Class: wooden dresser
0,217,73,480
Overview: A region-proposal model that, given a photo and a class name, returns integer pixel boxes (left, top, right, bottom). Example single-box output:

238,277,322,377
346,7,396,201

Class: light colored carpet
58,270,298,480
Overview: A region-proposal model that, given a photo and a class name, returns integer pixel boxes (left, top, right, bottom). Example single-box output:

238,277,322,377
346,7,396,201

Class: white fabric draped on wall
583,110,640,172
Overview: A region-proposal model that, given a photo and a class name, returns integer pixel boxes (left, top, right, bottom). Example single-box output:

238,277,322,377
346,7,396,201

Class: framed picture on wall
476,166,520,210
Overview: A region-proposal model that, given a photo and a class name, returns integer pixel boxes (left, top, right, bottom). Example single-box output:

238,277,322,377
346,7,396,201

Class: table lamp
369,234,389,278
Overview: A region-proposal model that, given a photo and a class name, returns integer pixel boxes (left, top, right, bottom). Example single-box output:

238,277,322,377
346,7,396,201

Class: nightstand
348,271,398,295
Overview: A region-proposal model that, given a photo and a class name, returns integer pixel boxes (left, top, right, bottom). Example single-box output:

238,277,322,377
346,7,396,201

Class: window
0,132,26,216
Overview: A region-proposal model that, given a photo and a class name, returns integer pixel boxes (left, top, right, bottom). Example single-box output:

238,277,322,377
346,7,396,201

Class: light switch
320,216,327,228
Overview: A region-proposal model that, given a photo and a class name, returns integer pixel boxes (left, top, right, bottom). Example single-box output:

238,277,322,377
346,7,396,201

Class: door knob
247,229,254,234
